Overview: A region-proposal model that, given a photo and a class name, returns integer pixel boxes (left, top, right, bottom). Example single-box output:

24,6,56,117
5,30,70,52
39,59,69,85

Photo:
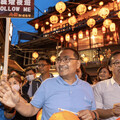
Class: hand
112,103,120,117
0,81,20,108
77,110,95,120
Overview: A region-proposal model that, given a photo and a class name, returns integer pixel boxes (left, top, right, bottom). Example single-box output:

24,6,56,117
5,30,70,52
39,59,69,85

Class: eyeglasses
55,57,78,63
38,64,48,67
111,61,120,67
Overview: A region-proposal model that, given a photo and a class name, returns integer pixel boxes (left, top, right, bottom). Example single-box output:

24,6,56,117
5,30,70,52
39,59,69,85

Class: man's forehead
58,49,74,57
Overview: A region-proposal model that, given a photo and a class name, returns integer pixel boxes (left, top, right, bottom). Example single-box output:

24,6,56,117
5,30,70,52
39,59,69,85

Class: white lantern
110,23,116,32
98,7,109,19
68,15,77,26
78,31,83,39
65,33,70,42
87,18,96,28
103,19,112,28
76,4,87,15
55,1,66,14
92,28,97,36
50,15,58,24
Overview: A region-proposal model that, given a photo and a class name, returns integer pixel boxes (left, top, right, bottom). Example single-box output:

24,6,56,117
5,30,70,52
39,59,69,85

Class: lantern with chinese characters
60,36,64,42
102,26,106,33
110,23,116,32
50,15,58,24
32,52,39,59
78,31,83,39
73,33,77,40
86,30,89,37
92,28,97,36
98,7,109,19
117,11,120,18
65,33,70,42
55,1,66,14
76,4,87,15
87,18,96,28
35,23,39,29
103,19,112,28
41,26,45,32
68,15,77,26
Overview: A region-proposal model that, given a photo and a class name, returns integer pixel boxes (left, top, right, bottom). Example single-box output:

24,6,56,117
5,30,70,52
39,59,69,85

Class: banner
0,0,34,18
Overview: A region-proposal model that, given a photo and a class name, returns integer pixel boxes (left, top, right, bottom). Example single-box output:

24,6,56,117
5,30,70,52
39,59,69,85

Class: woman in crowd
7,74,35,120
76,64,93,84
97,66,112,81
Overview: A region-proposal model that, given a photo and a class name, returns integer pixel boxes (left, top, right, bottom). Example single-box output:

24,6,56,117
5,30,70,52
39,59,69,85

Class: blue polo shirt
30,75,96,120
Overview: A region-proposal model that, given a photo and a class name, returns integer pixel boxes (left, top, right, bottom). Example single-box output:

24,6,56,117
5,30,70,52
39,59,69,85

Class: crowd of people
0,47,120,120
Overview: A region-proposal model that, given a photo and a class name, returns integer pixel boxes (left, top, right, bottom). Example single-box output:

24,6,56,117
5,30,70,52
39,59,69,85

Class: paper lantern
103,19,112,28
49,111,79,120
35,23,39,29
92,27,97,36
78,31,83,39
32,52,39,59
87,18,96,28
76,4,87,15
36,109,42,120
41,26,45,32
99,7,109,19
102,26,106,33
73,33,77,40
68,15,77,26
83,57,88,63
99,55,104,61
60,36,64,42
65,33,70,42
73,41,77,47
50,55,56,63
117,11,120,18
69,43,72,48
50,15,58,24
86,30,89,37
110,23,116,32
55,1,66,14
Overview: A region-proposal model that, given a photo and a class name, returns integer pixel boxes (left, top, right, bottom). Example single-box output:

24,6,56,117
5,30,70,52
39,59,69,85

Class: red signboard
0,0,34,18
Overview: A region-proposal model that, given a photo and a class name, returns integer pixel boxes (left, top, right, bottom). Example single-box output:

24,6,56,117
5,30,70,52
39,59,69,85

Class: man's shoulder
33,77,42,83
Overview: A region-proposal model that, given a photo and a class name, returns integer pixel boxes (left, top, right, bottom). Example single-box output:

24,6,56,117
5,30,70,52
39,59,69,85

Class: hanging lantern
55,1,66,14
45,21,49,25
69,43,72,48
73,41,77,47
60,36,64,42
88,6,92,10
117,11,120,18
50,55,56,63
107,35,110,40
35,23,39,29
32,52,39,59
92,28,97,36
73,33,77,40
87,18,96,28
99,1,104,6
100,55,104,62
65,33,70,42
76,4,87,15
86,30,89,37
83,57,89,63
102,26,106,33
110,23,116,32
50,15,58,24
78,31,83,39
41,26,45,32
68,15,77,26
98,7,109,19
103,19,112,28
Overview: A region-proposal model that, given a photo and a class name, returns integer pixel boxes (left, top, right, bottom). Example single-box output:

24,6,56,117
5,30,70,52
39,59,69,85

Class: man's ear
108,65,112,72
77,60,81,69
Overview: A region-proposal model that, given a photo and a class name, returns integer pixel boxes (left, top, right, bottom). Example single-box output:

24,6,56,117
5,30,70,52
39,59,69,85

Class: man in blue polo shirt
0,48,98,120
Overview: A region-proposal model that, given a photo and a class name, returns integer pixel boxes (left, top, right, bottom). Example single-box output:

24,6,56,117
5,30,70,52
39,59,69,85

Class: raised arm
0,80,39,117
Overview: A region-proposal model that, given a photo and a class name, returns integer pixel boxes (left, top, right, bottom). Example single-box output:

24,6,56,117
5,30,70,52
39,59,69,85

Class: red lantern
65,34,70,42
78,31,83,39
60,36,64,42
50,15,58,24
86,30,89,37
102,26,106,33
73,41,77,47
73,33,77,40
32,52,39,59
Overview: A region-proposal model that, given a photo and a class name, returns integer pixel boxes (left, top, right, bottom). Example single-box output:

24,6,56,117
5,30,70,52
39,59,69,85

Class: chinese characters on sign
0,0,34,18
